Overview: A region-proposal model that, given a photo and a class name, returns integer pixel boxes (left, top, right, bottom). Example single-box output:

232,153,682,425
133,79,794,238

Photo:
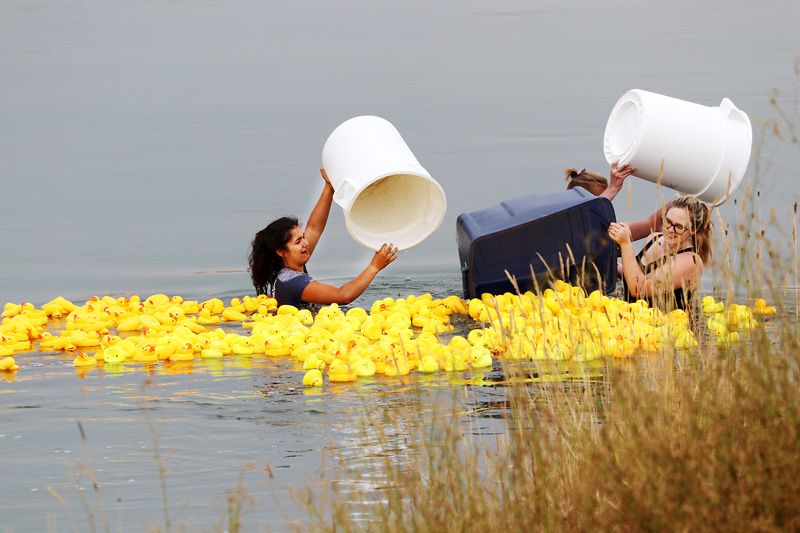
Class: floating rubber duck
133,349,159,363
715,330,740,347
73,352,97,367
702,296,725,315
384,354,410,376
328,359,358,382
0,357,20,371
168,351,195,362
353,358,376,377
103,346,127,364
471,349,494,369
303,353,326,371
752,298,777,315
232,342,254,356
419,355,439,373
201,348,224,359
442,353,468,372
302,368,323,386
264,338,290,357
572,341,604,362
222,308,248,322
675,330,698,349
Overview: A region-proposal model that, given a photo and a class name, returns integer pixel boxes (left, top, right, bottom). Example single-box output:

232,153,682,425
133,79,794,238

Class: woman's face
278,225,309,268
663,207,693,244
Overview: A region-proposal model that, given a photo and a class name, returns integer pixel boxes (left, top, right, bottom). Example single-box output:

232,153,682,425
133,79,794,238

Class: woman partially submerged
608,196,712,311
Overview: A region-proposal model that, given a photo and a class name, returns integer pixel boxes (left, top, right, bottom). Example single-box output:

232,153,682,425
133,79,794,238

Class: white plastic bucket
321,116,447,251
603,89,752,206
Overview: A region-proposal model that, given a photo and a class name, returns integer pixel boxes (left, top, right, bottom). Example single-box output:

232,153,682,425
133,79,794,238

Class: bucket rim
341,172,447,251
603,89,645,166
334,169,441,211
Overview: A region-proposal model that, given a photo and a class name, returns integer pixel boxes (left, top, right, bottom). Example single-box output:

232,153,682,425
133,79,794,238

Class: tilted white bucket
603,89,752,206
321,116,447,251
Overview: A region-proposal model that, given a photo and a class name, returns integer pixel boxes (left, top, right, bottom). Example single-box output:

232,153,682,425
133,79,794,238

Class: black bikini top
623,234,696,311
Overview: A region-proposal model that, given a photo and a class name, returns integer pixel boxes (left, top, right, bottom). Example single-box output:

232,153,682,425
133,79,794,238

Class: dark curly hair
249,216,299,297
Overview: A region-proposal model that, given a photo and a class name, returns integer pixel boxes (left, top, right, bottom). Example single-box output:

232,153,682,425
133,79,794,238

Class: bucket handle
719,97,748,125
333,178,357,209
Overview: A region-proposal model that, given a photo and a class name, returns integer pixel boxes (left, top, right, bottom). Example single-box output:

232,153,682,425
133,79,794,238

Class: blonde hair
670,195,713,264
564,168,608,195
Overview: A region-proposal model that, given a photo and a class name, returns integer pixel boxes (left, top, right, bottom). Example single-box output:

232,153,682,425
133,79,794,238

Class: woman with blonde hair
608,195,712,311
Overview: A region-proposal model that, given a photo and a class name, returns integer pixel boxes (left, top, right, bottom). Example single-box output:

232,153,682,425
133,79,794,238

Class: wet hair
564,168,608,196
249,216,299,297
669,196,713,264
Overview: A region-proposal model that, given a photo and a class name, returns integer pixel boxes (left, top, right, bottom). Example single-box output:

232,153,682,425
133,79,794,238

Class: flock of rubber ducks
0,283,779,386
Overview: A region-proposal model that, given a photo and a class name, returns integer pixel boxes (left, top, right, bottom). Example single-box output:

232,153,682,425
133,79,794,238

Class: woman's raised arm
304,167,335,256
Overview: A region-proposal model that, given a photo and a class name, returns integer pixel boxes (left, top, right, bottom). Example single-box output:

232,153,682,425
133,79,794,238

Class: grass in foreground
291,302,800,532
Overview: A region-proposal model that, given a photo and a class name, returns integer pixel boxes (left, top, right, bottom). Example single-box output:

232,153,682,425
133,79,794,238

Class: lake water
1,0,798,529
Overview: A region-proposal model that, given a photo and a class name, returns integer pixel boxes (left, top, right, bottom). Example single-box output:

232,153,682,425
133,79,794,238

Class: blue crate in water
456,187,618,300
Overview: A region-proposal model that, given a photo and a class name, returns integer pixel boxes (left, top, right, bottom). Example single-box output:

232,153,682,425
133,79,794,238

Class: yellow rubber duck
303,353,326,371
442,353,467,372
168,351,195,362
133,349,159,363
384,355,410,376
103,346,127,364
73,352,98,367
328,359,357,382
277,305,299,316
0,356,20,371
752,298,777,315
715,330,740,347
419,355,439,373
707,313,727,335
222,308,248,322
264,338,290,357
702,296,725,315
232,342,254,356
296,309,314,326
302,369,323,386
197,308,221,325
675,330,698,349
201,348,224,359
353,358,377,377
448,336,470,351
168,341,195,361
574,341,605,361
471,349,494,369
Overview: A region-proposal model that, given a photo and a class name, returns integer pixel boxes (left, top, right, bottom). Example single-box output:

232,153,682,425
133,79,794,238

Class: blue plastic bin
456,187,617,300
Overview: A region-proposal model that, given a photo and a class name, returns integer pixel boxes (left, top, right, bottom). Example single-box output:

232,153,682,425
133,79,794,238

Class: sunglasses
664,216,691,235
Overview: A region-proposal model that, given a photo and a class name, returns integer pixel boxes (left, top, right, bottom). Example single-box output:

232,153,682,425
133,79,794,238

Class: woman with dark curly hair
249,168,397,307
